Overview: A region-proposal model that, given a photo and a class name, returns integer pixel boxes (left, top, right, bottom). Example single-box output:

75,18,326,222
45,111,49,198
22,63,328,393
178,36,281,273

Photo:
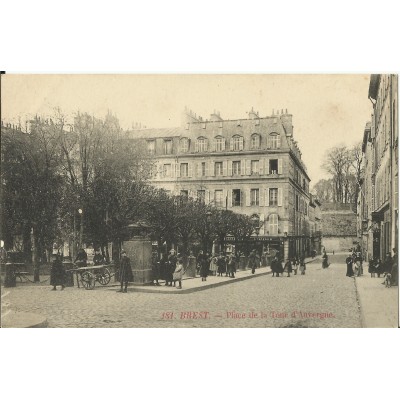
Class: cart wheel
98,268,111,285
81,271,95,290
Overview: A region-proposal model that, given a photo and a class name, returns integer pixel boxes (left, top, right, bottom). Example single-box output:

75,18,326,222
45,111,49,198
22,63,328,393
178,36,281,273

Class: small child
292,258,299,275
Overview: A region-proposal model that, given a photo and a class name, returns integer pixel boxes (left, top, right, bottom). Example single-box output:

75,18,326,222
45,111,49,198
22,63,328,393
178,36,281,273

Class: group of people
271,255,306,277
345,248,398,287
152,249,186,289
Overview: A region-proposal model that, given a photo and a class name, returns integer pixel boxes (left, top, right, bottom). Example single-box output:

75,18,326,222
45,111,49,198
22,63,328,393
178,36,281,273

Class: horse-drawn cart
68,264,114,290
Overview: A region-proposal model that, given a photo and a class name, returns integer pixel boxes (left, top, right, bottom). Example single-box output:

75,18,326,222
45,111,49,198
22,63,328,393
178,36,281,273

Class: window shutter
213,139,217,152
277,135,281,148
222,189,227,209
222,138,226,151
265,188,270,206
259,213,265,235
246,159,251,175
197,162,201,177
278,158,283,175
209,161,214,176
240,190,243,206
204,139,208,151
259,189,264,207
227,189,232,208
204,162,208,177
259,160,264,175
188,163,193,178
209,190,214,204
195,141,199,152
265,158,270,175
176,163,181,178
245,190,251,206
230,138,234,151
241,159,245,175
223,161,227,176
278,188,283,206
267,136,271,149
171,163,175,178
228,160,232,176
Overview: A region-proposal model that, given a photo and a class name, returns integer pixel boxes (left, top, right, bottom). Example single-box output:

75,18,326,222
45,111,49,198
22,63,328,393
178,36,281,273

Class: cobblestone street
4,255,380,328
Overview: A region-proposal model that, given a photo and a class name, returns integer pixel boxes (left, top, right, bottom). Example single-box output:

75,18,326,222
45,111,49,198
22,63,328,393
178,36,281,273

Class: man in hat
167,249,177,286
118,250,133,293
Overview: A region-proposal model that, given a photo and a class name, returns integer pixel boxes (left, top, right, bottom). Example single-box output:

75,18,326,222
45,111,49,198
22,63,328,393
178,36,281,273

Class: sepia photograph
1,74,398,328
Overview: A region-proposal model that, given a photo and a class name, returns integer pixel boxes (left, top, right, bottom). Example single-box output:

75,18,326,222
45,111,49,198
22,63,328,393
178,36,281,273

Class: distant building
321,202,357,252
358,74,398,261
127,107,313,259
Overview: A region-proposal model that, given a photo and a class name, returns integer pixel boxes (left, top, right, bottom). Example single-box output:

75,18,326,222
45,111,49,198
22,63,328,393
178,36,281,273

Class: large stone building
127,107,316,259
358,74,398,261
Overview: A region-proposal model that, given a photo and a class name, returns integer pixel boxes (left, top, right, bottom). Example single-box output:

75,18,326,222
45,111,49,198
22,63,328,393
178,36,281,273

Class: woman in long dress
346,254,354,277
209,255,218,276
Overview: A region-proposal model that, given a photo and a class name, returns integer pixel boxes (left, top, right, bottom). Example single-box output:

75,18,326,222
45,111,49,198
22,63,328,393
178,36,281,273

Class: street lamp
78,208,83,248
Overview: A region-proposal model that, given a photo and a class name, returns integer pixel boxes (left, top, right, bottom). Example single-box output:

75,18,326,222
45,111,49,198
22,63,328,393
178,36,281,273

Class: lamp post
205,210,212,253
78,208,83,248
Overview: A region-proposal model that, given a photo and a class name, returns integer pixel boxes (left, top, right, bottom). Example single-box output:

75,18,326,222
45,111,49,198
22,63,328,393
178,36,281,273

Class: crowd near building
358,74,398,262
127,107,322,260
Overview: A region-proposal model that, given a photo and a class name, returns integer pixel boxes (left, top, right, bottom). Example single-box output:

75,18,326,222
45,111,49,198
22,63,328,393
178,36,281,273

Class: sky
1,74,372,185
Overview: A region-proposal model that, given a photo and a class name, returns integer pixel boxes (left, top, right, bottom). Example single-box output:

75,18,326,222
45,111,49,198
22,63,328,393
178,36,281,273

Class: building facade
127,108,314,259
358,74,398,261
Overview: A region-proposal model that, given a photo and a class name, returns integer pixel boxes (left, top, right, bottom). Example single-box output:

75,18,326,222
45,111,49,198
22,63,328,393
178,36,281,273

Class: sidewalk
106,255,320,294
354,275,399,328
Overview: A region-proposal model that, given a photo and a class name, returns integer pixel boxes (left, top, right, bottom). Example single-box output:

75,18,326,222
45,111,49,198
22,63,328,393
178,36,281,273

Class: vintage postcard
1,74,398,328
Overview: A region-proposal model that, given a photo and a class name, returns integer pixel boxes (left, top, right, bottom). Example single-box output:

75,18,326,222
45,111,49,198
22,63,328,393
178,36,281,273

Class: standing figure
299,256,306,275
227,254,236,278
271,256,282,277
167,249,177,286
50,254,65,290
292,258,299,275
217,253,226,277
152,252,160,286
261,251,268,267
209,255,218,276
198,251,209,282
284,259,293,277
322,251,329,268
173,255,185,289
346,253,354,277
375,258,383,278
118,250,133,293
248,249,258,275
368,259,376,278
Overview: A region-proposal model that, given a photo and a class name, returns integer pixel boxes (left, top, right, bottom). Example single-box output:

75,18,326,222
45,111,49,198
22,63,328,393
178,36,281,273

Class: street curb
1,311,48,328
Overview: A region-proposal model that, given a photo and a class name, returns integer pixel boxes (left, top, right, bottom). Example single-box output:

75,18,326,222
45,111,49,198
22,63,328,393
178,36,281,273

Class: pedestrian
227,253,236,278
322,251,329,268
271,255,282,277
209,254,218,276
75,248,88,268
217,253,226,277
375,258,383,278
152,252,161,286
354,251,363,276
166,249,177,286
118,250,133,293
261,251,268,267
284,259,293,277
368,259,376,278
292,257,299,275
248,249,258,274
346,253,354,277
198,251,209,281
50,254,65,290
173,255,185,289
381,253,393,285
299,256,306,275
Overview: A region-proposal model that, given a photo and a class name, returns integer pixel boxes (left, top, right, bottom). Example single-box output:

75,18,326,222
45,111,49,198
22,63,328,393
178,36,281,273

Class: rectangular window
250,189,259,206
215,190,223,207
197,190,205,204
147,140,155,155
164,140,172,154
163,164,171,177
201,162,206,177
269,159,278,174
215,137,224,152
269,188,278,206
232,161,241,175
180,190,188,199
180,163,188,177
251,160,259,175
232,189,241,207
215,162,223,176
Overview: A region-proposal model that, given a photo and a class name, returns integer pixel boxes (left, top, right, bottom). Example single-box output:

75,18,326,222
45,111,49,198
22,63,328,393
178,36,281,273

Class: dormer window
195,137,208,152
180,137,189,153
164,139,173,154
231,135,244,151
147,140,155,155
214,136,225,152
269,133,281,149
251,134,260,149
